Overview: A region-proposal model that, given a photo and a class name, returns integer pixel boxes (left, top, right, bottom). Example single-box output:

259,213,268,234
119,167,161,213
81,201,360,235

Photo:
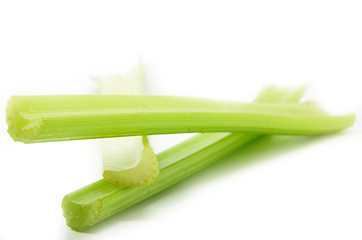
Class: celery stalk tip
6,96,44,143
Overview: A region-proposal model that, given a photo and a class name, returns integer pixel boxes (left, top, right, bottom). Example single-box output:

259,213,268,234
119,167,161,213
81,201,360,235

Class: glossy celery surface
6,95,354,143
94,62,159,186
61,86,315,231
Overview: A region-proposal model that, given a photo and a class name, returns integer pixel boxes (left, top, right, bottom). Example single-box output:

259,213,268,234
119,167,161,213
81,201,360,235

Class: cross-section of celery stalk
62,85,324,231
93,62,159,186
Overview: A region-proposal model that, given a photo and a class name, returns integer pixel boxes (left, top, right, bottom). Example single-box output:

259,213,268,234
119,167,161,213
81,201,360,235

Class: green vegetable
93,62,159,186
61,85,323,231
6,94,354,143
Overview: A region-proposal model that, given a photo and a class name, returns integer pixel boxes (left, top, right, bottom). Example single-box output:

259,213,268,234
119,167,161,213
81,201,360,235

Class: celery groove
62,86,320,231
93,62,159,186
6,95,354,143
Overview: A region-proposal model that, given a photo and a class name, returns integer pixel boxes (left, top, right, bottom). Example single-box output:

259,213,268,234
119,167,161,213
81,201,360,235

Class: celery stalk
6,95,354,143
93,62,159,186
61,86,317,231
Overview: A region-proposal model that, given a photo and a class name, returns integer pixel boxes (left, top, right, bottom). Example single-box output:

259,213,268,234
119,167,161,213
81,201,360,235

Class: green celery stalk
61,85,317,231
6,95,354,143
93,62,159,186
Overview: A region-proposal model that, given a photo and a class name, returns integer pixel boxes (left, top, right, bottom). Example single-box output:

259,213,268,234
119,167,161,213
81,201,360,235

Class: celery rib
6,95,354,143
62,132,255,231
61,86,318,231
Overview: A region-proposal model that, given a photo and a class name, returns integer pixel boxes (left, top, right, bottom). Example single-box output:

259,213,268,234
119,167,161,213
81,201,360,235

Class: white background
0,1,362,239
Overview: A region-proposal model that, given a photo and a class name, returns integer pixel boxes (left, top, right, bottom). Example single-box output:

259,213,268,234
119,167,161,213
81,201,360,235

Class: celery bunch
5,76,355,232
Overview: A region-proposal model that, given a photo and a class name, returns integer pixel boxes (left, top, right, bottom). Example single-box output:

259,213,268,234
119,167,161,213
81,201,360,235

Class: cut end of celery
61,196,102,232
6,96,44,143
103,145,159,187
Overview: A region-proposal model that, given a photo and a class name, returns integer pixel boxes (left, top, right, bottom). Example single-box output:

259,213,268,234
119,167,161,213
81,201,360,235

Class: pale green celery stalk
93,62,159,186
62,86,315,231
6,94,354,143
